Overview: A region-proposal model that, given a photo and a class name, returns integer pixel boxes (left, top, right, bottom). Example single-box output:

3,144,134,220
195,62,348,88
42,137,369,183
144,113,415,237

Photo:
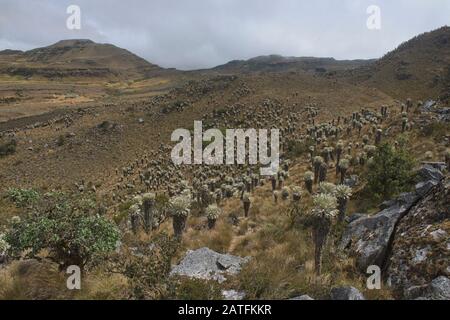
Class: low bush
0,139,17,157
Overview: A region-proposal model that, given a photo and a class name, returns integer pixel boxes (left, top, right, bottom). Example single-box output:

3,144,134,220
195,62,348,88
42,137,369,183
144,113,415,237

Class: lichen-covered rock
386,180,449,296
418,164,444,183
345,213,368,224
406,276,450,300
222,290,246,300
415,180,438,197
340,202,413,272
420,276,450,300
419,100,437,112
342,166,445,274
289,295,314,300
330,286,365,300
170,247,250,283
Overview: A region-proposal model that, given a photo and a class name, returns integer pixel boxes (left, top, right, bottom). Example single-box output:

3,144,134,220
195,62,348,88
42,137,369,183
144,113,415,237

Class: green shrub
286,138,314,158
0,139,17,157
5,193,120,270
56,135,65,146
366,143,415,200
6,188,40,207
109,233,178,299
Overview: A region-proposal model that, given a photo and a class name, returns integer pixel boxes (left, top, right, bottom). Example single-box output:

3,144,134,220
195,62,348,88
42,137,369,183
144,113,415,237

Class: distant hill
0,39,165,79
210,54,374,74
351,26,450,101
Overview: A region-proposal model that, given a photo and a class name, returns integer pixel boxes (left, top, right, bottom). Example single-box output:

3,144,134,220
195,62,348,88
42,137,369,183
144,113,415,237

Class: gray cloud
0,0,448,70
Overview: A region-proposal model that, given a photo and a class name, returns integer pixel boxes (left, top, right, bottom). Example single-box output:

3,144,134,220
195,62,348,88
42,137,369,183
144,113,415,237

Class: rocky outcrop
170,247,250,283
419,100,450,122
404,276,450,300
330,286,365,300
340,195,417,272
386,179,449,297
341,164,446,274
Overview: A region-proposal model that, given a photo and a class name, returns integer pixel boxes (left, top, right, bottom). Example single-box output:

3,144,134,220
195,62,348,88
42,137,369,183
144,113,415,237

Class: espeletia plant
129,204,141,235
242,192,251,217
291,186,302,202
142,192,156,233
318,161,328,183
445,149,450,169
281,186,290,200
205,204,222,229
288,186,303,223
318,182,336,195
335,184,352,223
169,193,191,239
310,193,338,275
0,233,10,261
304,171,314,194
338,158,350,184
313,156,324,184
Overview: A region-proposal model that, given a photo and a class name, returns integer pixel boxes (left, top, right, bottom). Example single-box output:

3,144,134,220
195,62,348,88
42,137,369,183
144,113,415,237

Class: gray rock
345,213,368,224
430,229,447,241
418,165,443,183
409,277,450,300
424,277,450,300
411,246,430,264
386,180,449,294
170,247,250,283
289,295,314,300
404,285,429,300
422,162,447,172
420,100,436,112
222,290,246,300
396,192,420,207
380,199,397,210
415,180,438,197
438,110,450,122
341,203,412,272
330,286,365,300
344,175,359,188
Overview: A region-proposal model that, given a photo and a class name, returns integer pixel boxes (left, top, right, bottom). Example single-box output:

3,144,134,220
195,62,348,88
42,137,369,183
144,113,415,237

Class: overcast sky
0,0,449,70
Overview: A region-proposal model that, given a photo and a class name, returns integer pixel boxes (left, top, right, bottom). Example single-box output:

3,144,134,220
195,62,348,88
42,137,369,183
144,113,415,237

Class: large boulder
340,201,414,272
406,277,450,300
386,180,449,295
418,164,444,183
415,180,438,197
170,247,250,283
342,165,446,274
330,286,365,300
420,277,450,300
419,100,437,112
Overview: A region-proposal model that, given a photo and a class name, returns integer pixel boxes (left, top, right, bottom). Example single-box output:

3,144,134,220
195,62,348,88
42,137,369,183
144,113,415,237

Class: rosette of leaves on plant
169,193,191,238
205,204,222,229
